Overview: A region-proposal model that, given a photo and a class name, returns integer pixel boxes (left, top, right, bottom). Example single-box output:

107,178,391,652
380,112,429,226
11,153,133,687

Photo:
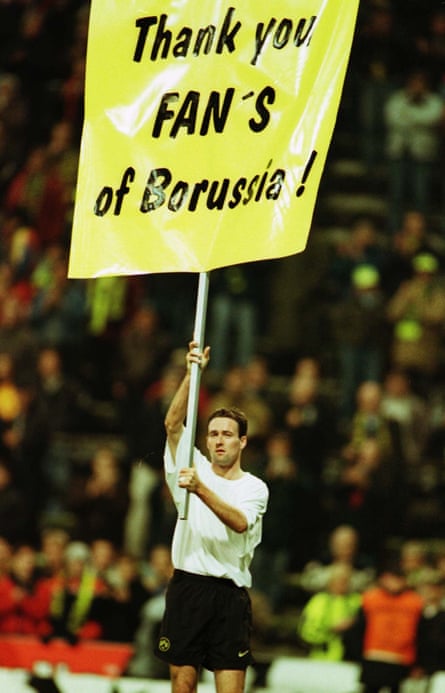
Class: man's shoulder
242,471,269,495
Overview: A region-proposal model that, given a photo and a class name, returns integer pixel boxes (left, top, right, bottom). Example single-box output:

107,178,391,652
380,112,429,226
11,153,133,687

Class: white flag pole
178,271,210,520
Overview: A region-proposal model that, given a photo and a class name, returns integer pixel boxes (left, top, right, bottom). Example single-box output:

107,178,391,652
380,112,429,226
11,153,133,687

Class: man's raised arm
164,341,210,462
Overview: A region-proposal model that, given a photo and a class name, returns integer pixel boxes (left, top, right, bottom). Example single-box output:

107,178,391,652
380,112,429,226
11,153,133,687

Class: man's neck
211,462,244,480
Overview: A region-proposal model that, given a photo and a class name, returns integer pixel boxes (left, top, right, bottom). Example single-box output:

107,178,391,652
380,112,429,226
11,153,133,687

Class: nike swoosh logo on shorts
238,650,249,657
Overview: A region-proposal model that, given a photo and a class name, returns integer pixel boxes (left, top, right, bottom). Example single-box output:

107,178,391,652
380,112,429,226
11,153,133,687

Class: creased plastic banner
68,0,359,277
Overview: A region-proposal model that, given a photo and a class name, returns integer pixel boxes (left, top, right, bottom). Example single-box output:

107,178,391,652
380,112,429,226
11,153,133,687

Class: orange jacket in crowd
362,585,424,665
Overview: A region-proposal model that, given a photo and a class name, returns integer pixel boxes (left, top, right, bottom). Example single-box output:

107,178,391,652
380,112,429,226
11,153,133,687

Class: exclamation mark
296,150,318,197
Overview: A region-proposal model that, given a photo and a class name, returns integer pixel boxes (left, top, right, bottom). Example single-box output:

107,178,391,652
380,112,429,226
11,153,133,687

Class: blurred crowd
292,530,445,693
0,0,445,676
0,531,174,678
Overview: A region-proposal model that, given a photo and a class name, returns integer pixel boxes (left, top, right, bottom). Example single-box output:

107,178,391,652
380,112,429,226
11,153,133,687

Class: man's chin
213,455,230,467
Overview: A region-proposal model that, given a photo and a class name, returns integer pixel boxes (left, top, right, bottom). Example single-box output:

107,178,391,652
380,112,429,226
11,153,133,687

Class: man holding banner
155,341,269,693
67,4,360,688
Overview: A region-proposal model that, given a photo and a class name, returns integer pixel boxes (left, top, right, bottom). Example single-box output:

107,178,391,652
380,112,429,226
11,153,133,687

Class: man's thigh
215,668,246,693
170,664,199,693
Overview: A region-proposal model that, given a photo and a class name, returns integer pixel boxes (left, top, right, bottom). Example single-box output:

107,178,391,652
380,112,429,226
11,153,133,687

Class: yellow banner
68,0,359,277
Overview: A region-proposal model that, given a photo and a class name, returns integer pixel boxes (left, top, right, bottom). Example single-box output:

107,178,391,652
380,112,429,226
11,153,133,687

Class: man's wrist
193,479,206,498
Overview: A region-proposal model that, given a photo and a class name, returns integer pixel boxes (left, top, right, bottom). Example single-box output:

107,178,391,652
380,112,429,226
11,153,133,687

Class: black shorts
360,660,409,687
155,569,253,671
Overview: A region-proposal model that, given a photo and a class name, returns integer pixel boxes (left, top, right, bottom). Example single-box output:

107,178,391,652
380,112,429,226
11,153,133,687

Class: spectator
381,368,429,466
299,524,375,595
139,543,174,597
324,217,387,303
4,146,48,222
384,69,444,231
29,247,88,376
0,295,39,382
281,369,337,490
400,539,432,588
386,252,445,396
35,345,100,428
89,538,117,587
2,374,51,541
414,570,445,685
207,262,267,376
330,264,389,424
44,120,79,218
293,355,323,380
106,551,151,643
0,544,48,635
66,446,129,548
347,381,395,461
6,208,40,291
250,430,318,607
85,275,129,397
4,148,68,254
115,303,170,400
123,461,165,561
297,564,361,661
126,544,173,679
402,462,445,539
33,151,71,250
351,4,414,171
330,438,390,559
35,345,103,515
42,540,111,644
359,559,424,693
36,527,70,580
381,210,439,297
244,354,287,427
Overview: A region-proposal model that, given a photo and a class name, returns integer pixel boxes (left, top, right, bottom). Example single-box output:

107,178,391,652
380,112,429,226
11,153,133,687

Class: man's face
407,75,427,102
206,416,246,469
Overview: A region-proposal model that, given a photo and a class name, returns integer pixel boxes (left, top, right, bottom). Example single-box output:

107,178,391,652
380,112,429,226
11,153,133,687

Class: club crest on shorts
158,636,171,652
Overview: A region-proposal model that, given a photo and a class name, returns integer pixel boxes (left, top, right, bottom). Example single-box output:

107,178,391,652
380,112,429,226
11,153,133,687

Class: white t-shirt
164,433,269,587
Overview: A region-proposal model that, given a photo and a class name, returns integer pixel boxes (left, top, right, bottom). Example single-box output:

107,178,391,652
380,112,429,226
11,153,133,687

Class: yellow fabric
68,1,359,277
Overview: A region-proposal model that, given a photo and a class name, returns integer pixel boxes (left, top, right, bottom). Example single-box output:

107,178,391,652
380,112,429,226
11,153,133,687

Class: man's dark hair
207,407,248,437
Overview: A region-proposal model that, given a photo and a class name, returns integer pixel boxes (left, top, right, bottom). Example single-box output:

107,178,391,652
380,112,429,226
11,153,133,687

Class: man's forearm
164,373,191,436
195,483,248,534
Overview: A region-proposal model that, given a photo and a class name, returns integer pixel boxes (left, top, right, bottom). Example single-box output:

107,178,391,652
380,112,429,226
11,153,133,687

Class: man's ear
240,436,247,450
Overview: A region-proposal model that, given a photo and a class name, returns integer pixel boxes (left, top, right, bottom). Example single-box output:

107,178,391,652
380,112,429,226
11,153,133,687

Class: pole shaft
178,271,210,520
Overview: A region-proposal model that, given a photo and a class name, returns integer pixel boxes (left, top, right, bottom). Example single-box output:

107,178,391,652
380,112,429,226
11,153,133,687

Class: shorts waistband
173,568,238,588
